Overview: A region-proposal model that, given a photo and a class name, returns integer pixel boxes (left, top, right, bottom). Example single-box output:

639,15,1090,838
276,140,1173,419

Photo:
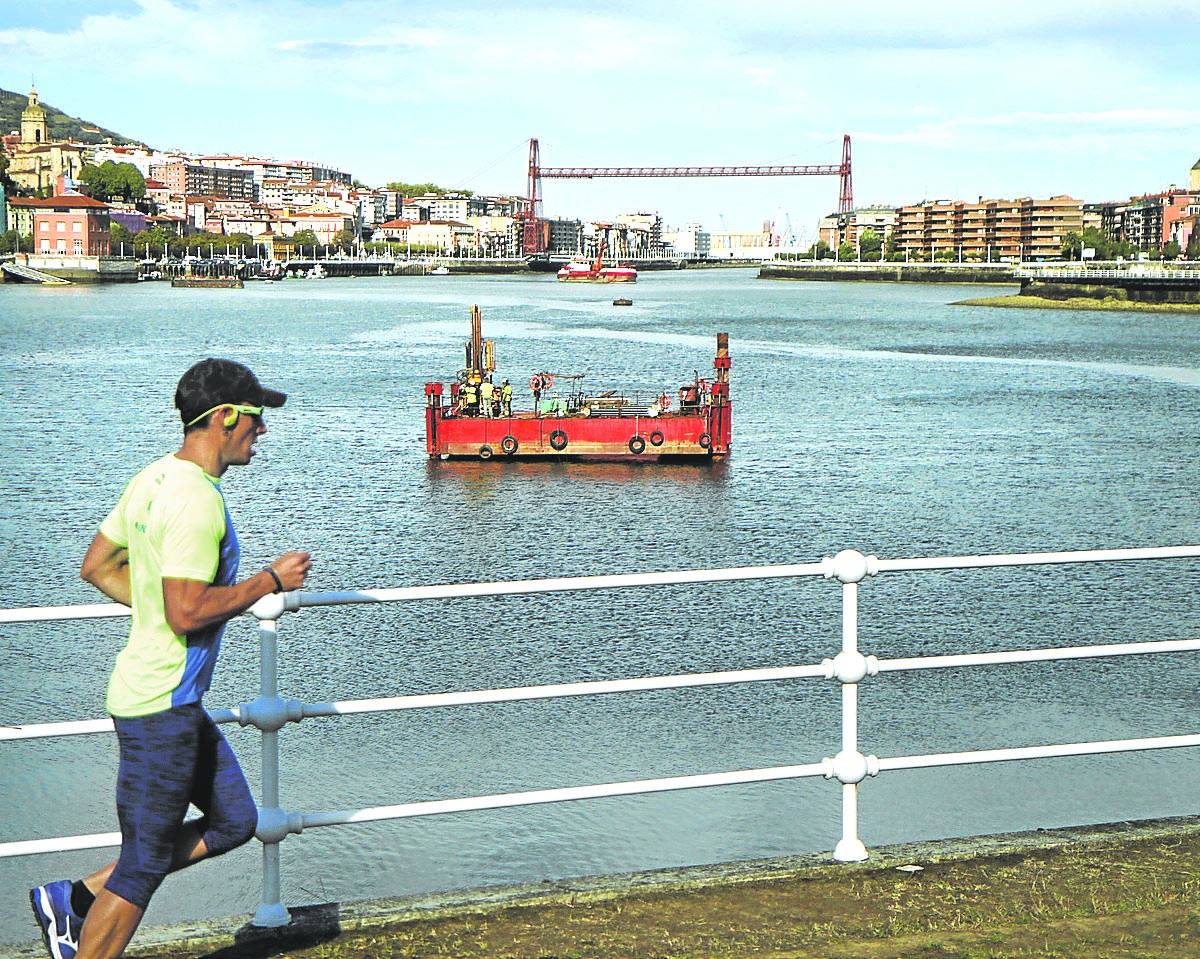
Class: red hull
424,316,730,463
424,407,731,461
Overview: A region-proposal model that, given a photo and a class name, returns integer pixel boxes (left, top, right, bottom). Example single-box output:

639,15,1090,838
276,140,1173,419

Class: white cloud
1,0,1195,230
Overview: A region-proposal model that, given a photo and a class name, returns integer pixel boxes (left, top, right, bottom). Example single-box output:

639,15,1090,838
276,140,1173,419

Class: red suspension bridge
518,135,853,255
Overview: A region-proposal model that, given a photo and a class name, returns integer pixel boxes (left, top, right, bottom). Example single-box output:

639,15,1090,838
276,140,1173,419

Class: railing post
822,550,880,863
253,615,289,927
243,592,305,929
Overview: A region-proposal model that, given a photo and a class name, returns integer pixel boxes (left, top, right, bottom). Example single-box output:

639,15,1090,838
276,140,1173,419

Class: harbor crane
518,135,853,255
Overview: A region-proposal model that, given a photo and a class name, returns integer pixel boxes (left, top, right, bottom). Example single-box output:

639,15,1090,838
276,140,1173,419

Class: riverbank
14,816,1191,959
759,262,1017,283
956,293,1200,314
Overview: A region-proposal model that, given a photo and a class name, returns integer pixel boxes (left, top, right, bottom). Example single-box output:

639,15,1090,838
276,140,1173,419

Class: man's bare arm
162,551,312,635
81,532,132,606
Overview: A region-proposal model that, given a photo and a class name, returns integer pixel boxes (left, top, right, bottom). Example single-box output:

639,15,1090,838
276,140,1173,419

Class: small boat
430,265,450,275
307,264,327,279
557,241,638,283
613,298,633,306
171,275,243,289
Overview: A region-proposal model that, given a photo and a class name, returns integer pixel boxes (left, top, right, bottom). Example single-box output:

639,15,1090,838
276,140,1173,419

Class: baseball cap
175,358,287,425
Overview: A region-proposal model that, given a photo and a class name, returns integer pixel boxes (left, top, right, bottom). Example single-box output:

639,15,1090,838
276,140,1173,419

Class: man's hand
269,551,312,592
81,532,132,606
163,551,314,636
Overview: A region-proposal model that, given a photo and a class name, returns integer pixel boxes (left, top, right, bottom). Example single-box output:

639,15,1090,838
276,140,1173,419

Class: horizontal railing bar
301,761,832,829
2,548,1197,625
304,662,828,719
8,733,1200,860
0,602,129,624
294,561,829,608
877,637,1200,674
875,544,1200,574
877,734,1200,772
8,636,1195,741
0,831,122,859
2,707,241,742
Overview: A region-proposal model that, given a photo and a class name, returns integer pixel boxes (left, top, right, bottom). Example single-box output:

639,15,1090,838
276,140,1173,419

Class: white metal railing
2,545,1198,929
1017,268,1200,280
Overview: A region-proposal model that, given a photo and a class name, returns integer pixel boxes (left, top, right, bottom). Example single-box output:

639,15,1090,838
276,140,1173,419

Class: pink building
30,194,111,256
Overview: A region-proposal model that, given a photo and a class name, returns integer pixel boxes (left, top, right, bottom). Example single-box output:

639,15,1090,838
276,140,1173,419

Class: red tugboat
556,241,638,283
424,306,731,461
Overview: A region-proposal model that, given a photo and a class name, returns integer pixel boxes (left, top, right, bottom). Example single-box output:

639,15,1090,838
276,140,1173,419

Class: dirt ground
129,828,1200,959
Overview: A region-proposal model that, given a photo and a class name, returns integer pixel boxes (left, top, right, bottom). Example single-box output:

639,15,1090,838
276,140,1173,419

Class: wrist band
265,567,284,593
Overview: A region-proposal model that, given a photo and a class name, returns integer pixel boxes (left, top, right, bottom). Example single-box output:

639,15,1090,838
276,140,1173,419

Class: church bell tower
21,87,49,146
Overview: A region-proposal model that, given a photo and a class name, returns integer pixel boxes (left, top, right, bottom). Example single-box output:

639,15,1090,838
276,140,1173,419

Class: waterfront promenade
3,817,1196,958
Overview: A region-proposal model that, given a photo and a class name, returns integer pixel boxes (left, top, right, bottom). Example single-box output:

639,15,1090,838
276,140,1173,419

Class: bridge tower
838,134,854,215
521,138,544,256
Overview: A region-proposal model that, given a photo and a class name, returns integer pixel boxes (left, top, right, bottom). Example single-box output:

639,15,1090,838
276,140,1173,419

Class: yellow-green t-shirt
99,454,240,718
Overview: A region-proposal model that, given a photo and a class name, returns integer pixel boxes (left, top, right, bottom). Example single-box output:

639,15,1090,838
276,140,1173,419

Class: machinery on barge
424,306,731,461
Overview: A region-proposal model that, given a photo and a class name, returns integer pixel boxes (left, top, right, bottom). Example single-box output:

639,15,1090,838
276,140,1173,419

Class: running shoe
29,880,82,959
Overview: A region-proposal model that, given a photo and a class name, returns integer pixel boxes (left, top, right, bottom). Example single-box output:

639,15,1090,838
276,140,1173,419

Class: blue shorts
107,703,257,910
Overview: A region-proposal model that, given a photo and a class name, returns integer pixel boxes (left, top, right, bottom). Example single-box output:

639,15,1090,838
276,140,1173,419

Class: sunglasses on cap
185,403,264,428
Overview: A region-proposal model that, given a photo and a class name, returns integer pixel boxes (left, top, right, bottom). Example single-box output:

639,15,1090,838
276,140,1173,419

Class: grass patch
952,294,1200,314
133,830,1200,959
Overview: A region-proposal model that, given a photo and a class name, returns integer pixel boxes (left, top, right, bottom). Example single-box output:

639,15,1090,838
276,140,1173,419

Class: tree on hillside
0,153,15,195
80,160,146,202
384,181,471,197
332,228,358,252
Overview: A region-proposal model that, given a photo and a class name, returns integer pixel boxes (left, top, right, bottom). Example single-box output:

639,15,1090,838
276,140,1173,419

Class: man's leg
187,713,257,859
76,707,206,959
77,820,212,899
37,709,254,959
73,754,228,959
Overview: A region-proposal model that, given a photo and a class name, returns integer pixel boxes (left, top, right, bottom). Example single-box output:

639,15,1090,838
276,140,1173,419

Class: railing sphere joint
824,750,880,785
823,651,880,684
249,591,301,622
255,807,304,845
822,550,879,584
238,696,305,732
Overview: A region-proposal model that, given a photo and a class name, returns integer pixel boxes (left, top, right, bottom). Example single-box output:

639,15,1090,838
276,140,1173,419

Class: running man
29,358,312,959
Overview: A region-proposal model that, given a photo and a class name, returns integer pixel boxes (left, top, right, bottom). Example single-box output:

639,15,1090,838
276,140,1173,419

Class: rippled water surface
1,271,1198,942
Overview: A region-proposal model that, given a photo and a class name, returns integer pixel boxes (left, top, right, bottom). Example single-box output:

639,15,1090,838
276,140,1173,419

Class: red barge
424,307,731,461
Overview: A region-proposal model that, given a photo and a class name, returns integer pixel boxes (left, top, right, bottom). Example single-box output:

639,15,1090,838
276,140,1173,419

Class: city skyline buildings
1,0,1198,239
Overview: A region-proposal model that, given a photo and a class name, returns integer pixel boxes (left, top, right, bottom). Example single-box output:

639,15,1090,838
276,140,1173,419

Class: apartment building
545,218,582,254
6,196,38,236
893,196,1081,261
615,212,663,255
465,215,521,257
1110,190,1197,249
819,207,898,249
195,155,352,187
149,162,256,202
663,222,711,257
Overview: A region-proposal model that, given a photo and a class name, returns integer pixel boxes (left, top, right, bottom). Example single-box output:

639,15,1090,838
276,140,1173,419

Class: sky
1,0,1198,239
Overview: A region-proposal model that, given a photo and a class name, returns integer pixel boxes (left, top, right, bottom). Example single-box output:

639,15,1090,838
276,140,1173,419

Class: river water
1,270,1198,943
